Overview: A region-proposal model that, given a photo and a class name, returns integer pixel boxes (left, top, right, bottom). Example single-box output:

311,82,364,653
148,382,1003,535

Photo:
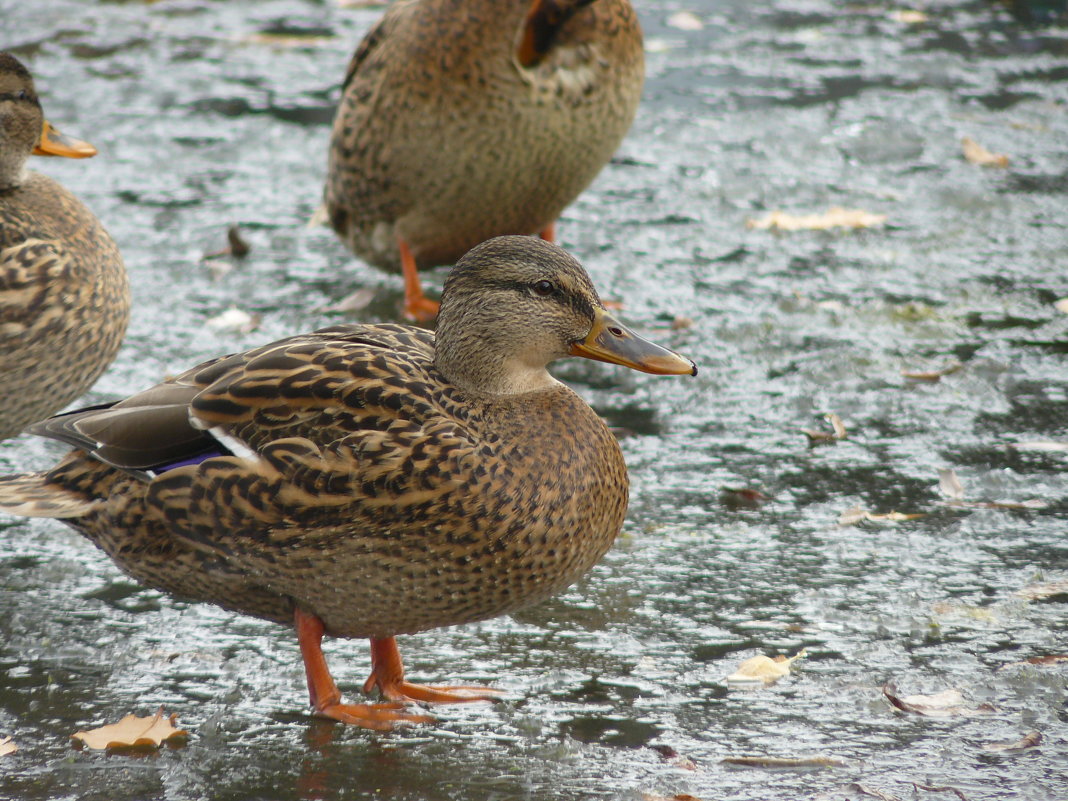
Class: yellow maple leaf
726,649,807,686
71,708,188,751
0,736,16,757
747,207,886,232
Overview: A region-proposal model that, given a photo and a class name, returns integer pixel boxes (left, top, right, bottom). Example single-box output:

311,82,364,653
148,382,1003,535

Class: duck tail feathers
0,471,95,519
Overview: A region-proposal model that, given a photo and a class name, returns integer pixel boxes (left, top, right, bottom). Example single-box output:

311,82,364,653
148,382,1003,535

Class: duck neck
434,331,561,398
0,157,27,191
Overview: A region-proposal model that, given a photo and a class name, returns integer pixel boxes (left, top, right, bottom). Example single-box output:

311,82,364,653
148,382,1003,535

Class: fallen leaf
671,316,694,330
1024,654,1068,665
845,783,900,801
206,307,261,335
320,287,376,313
726,649,806,686
721,755,846,768
666,11,704,30
981,730,1042,753
902,361,962,381
1054,298,1068,314
719,486,771,510
71,709,188,751
912,783,969,801
971,499,1048,510
890,10,929,23
839,507,925,526
648,744,698,770
962,136,1009,168
747,207,887,232
1011,440,1068,453
802,412,848,445
882,684,995,718
931,602,998,623
937,468,965,501
642,794,703,801
0,736,15,757
1015,580,1068,601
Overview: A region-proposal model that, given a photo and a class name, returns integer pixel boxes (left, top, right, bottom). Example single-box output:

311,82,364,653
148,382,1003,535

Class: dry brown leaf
726,649,806,686
747,207,887,232
721,755,846,768
1025,654,1068,665
71,709,188,751
802,412,847,445
938,469,1047,510
1011,440,1068,453
642,795,703,801
981,730,1042,753
902,361,962,381
0,736,15,757
846,784,901,801
912,783,969,801
882,684,995,718
1015,580,1068,601
839,507,925,526
962,136,1009,168
890,10,929,23
719,486,771,510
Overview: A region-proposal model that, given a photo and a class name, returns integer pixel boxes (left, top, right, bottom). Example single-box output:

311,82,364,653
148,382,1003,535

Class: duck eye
532,280,555,297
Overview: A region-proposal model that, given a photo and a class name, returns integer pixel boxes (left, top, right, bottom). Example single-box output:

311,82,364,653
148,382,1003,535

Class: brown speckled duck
324,0,644,321
0,53,130,440
0,236,694,729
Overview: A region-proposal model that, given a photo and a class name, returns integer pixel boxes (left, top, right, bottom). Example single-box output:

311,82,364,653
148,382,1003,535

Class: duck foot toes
379,682,505,705
314,701,435,730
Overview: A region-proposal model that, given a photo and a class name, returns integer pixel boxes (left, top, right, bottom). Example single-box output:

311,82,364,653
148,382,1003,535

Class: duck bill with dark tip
569,307,697,376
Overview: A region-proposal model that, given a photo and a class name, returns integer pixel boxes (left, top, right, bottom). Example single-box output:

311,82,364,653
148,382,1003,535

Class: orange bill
570,307,697,376
32,119,96,158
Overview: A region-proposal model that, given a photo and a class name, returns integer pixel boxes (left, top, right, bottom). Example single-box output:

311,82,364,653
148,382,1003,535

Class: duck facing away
324,0,644,321
0,52,130,440
0,236,694,729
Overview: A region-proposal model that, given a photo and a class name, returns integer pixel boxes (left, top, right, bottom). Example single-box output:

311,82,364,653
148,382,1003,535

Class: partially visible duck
0,52,130,439
0,236,694,729
324,0,644,321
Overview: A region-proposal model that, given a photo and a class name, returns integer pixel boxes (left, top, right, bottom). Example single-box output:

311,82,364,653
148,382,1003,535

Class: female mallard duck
0,53,130,440
0,236,693,729
324,0,644,321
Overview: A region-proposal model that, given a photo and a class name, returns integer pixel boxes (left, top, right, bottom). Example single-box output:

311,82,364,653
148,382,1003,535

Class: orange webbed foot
402,294,440,323
313,701,435,731
364,637,504,706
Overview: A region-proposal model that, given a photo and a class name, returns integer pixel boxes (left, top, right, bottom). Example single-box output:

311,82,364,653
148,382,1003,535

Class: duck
323,0,644,321
0,52,130,440
0,236,694,729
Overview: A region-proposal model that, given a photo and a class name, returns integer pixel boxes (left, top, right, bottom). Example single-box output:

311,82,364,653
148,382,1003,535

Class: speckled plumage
0,53,130,440
324,0,645,273
0,236,693,727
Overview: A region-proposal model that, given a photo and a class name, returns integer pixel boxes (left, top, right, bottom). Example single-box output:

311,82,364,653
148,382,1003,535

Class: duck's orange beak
32,119,97,158
570,307,697,376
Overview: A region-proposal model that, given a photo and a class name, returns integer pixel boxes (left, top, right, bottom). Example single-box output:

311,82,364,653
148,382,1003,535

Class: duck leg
295,608,433,729
362,636,505,704
399,239,441,323
539,222,556,243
